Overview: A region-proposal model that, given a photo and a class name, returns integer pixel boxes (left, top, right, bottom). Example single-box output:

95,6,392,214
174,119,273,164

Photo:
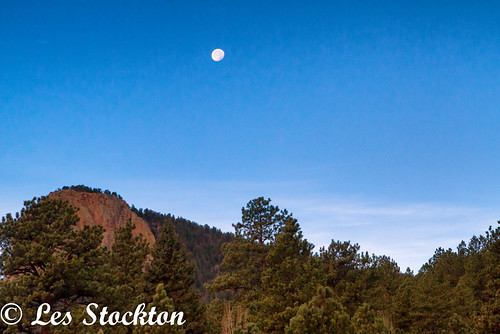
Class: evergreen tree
133,283,184,334
208,198,292,300
286,286,352,334
351,303,390,334
256,218,320,333
145,221,204,334
101,220,150,314
361,255,402,327
0,197,106,334
233,197,290,244
319,240,370,314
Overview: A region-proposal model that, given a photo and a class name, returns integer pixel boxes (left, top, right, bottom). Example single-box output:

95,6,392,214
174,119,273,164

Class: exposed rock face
48,189,155,247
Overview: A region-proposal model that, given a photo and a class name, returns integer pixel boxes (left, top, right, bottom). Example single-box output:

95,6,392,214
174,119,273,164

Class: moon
211,49,224,61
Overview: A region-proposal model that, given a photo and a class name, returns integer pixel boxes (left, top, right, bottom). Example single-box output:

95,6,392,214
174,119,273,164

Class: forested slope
1,187,498,333
132,207,233,290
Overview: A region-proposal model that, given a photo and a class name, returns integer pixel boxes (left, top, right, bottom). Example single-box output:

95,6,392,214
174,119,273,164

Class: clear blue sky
1,1,499,270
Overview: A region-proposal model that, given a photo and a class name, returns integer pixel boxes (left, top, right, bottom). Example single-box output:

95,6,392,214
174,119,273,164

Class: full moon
211,49,224,61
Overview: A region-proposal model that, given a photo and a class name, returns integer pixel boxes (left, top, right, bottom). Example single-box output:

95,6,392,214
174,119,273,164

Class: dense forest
131,207,233,291
0,190,498,333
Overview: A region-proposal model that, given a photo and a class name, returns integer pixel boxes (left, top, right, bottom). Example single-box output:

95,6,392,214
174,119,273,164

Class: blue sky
1,1,499,270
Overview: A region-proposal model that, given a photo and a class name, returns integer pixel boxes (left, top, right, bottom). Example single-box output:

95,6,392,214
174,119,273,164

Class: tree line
1,195,499,333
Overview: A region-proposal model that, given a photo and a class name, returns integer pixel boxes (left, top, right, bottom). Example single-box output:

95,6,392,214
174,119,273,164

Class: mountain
50,185,233,289
48,187,155,247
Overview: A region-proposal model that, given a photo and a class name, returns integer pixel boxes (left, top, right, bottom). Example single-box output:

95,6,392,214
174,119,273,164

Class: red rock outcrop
48,189,155,247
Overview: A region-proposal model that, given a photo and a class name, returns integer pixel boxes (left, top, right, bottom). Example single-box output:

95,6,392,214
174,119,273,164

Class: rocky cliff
48,189,155,247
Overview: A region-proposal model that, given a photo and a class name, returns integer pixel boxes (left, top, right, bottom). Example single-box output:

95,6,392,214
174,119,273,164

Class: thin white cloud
283,197,497,271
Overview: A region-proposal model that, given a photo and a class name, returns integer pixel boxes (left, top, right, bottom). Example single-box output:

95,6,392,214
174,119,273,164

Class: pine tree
145,221,204,334
133,283,184,334
351,303,390,334
256,218,320,333
233,197,290,244
286,286,352,334
208,197,291,299
101,220,150,314
0,197,106,333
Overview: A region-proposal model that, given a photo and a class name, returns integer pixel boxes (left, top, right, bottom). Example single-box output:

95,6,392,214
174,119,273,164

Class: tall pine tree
145,221,204,334
0,197,106,334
